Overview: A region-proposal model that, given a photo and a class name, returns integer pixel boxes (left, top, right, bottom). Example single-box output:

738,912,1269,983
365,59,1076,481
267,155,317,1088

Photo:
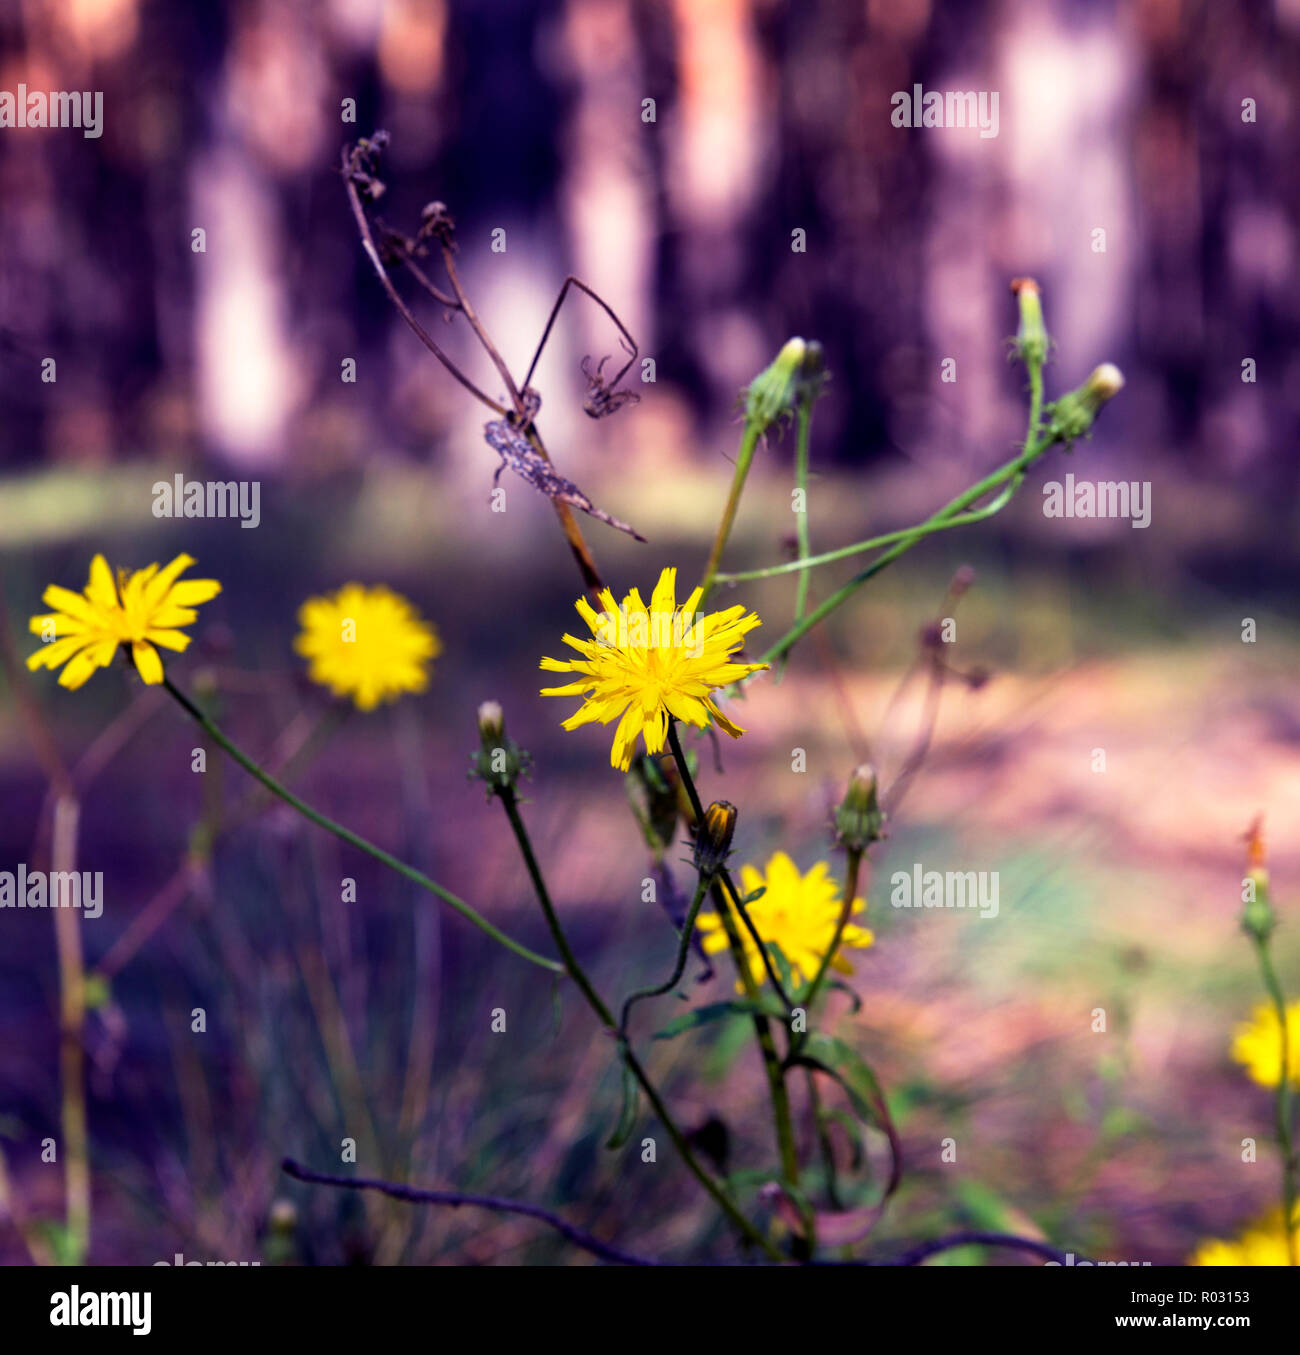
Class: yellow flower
1190,1211,1299,1266
294,583,440,711
696,851,873,993
1230,1001,1300,1088
27,553,221,690
539,567,767,771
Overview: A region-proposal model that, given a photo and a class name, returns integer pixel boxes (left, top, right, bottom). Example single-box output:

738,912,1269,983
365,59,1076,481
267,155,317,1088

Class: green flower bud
1010,277,1048,369
470,701,529,795
1045,363,1125,446
1240,818,1276,942
745,338,807,431
794,340,829,405
834,763,886,852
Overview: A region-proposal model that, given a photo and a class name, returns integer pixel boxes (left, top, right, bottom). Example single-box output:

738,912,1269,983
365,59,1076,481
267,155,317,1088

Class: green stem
699,419,764,604
754,362,1054,667
709,877,801,1187
1251,934,1298,1265
663,723,799,1188
620,872,712,1036
792,398,814,626
494,785,782,1261
715,477,1020,584
802,846,863,1016
664,725,793,1008
161,678,563,976
499,789,614,1025
805,1068,843,1211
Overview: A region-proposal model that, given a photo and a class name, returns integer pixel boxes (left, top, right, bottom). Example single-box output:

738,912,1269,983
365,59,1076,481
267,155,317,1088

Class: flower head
1190,1211,1300,1266
295,583,440,711
696,851,873,993
1230,1001,1300,1088
27,552,221,690
539,567,767,771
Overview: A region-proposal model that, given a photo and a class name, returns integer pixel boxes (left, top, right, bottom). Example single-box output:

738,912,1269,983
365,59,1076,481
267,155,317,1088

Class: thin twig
280,1158,660,1266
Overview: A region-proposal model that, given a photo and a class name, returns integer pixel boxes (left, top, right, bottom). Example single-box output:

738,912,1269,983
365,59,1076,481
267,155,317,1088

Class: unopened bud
693,800,737,875
1241,816,1275,941
469,702,529,795
745,338,807,431
794,340,829,405
477,700,504,740
835,764,885,852
268,1199,298,1233
1082,362,1125,407
1045,362,1125,446
1010,277,1048,369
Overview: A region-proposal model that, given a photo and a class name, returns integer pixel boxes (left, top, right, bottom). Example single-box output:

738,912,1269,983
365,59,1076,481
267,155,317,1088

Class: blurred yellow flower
27,552,221,690
696,851,873,992
295,584,440,711
1190,1211,1299,1266
539,566,767,771
1231,1001,1300,1088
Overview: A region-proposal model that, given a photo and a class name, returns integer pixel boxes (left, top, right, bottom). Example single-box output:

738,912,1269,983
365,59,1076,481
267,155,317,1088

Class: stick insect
342,135,647,581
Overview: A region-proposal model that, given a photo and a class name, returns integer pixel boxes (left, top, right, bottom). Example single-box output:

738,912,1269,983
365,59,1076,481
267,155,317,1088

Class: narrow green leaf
653,997,784,1042
605,1058,638,1150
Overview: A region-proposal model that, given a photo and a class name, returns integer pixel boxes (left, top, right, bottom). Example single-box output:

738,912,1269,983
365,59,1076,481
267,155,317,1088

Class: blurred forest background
1,0,1299,1265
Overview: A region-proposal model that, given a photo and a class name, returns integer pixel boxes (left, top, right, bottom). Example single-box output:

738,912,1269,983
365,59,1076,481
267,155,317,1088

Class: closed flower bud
693,800,738,875
1045,362,1126,446
477,700,504,740
794,340,829,405
268,1199,298,1233
1010,277,1048,369
834,763,885,852
745,337,807,431
1081,362,1125,407
470,702,529,795
1241,816,1275,942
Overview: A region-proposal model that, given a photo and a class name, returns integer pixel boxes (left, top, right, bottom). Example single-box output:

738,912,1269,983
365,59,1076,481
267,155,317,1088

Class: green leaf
605,1059,638,1150
819,1106,864,1169
653,997,785,1042
766,940,795,996
791,1032,902,1208
792,1033,890,1128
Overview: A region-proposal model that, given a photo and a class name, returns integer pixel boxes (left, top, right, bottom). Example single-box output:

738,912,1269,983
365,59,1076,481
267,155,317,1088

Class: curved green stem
161,679,563,975
665,723,800,1188
715,477,1021,585
499,789,614,1024
755,402,1056,667
803,846,863,1015
699,419,764,604
620,872,712,1036
494,784,782,1260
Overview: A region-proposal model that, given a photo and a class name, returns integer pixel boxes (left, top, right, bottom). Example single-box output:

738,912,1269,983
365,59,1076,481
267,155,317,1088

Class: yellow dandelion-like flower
1190,1211,1300,1266
1230,1001,1300,1088
294,583,440,711
696,851,874,993
27,552,221,690
539,566,768,771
